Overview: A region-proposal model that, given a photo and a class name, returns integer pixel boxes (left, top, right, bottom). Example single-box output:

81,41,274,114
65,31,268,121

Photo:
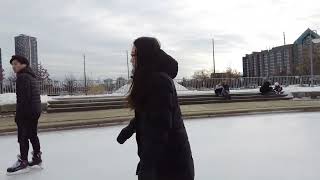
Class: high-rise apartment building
243,29,320,77
15,34,38,70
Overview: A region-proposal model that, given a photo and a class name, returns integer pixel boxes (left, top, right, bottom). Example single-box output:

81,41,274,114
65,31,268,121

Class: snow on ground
0,93,50,105
1,112,320,179
2,85,320,105
115,81,189,94
115,84,320,96
48,93,125,100
231,85,320,94
114,84,130,94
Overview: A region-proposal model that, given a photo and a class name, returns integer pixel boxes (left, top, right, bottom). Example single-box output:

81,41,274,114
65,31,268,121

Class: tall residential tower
14,34,38,70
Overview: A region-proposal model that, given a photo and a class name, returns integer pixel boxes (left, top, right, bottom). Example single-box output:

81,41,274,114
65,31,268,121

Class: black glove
117,118,136,144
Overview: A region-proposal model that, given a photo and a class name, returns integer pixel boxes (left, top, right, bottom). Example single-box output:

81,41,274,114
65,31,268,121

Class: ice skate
29,151,43,169
6,155,30,176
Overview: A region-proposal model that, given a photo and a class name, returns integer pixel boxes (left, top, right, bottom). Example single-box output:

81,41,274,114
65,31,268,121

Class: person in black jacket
222,82,231,100
117,37,194,180
260,80,274,95
7,55,42,174
214,82,231,99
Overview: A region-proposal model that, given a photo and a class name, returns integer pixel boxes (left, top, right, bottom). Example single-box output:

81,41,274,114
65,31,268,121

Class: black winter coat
118,73,194,180
260,81,273,95
15,67,41,126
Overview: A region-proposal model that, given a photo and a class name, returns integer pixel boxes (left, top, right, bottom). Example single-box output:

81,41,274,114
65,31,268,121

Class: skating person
215,83,223,96
117,41,179,144
274,82,283,94
260,80,274,95
7,55,42,175
117,37,194,180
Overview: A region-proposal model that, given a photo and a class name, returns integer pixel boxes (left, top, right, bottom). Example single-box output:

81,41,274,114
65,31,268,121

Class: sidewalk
1,100,320,134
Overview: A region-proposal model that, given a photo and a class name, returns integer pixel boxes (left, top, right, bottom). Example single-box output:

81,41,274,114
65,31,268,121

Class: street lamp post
212,38,216,74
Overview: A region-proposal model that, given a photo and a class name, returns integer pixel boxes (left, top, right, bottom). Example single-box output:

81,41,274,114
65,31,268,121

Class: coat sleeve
139,74,174,172
15,74,32,122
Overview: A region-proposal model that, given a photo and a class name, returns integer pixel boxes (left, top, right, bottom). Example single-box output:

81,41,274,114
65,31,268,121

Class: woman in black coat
117,37,194,180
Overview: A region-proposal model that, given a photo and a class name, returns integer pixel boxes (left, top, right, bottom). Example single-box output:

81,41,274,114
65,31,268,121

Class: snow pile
51,93,124,100
230,88,260,94
114,84,131,95
0,93,51,105
115,82,188,94
232,85,320,95
284,85,320,92
174,82,189,91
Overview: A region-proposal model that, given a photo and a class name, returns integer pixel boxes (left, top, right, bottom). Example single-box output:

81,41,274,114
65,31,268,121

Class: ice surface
1,112,320,179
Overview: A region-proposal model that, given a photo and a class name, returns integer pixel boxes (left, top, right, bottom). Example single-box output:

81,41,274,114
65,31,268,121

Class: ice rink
1,112,320,180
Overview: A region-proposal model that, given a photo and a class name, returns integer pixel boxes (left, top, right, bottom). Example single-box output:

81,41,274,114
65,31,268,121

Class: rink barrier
291,92,320,98
0,103,47,113
2,105,320,135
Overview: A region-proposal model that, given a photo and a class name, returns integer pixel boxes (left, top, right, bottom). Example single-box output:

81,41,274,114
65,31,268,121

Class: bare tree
36,63,51,82
192,69,211,81
63,74,77,95
225,67,241,78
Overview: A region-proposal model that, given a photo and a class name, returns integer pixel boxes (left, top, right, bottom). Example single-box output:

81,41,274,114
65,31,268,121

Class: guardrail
1,75,320,95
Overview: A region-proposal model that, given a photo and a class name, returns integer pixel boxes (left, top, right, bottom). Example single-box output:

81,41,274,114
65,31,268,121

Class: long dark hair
127,37,162,110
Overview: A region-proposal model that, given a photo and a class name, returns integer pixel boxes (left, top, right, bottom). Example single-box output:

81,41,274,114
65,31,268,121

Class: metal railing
1,75,320,96
178,76,320,90
0,79,129,96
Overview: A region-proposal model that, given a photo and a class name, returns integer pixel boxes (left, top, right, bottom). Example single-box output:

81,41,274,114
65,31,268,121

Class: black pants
17,114,41,160
215,88,223,96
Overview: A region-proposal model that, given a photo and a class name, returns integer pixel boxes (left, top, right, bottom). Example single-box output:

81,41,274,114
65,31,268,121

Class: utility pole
126,50,130,80
212,38,216,74
282,32,286,76
83,54,87,95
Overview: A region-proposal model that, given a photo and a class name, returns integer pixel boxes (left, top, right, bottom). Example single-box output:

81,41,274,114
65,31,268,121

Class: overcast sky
0,0,319,80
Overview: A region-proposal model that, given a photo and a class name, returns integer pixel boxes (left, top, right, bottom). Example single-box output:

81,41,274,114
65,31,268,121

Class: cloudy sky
0,0,319,80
